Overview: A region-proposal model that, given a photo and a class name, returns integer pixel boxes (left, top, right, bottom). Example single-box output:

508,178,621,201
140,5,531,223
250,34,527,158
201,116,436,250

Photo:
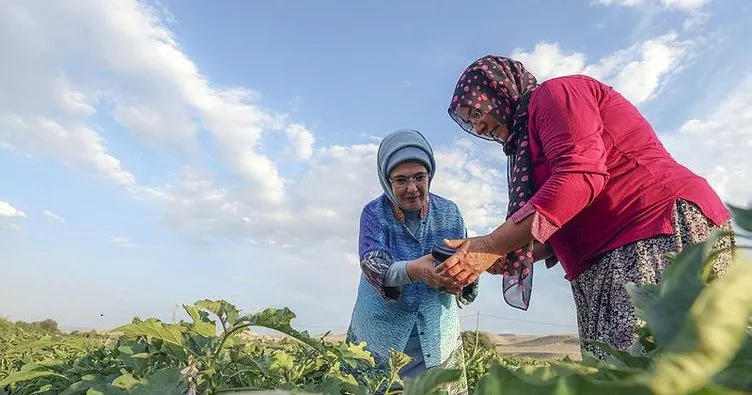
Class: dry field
246,331,583,361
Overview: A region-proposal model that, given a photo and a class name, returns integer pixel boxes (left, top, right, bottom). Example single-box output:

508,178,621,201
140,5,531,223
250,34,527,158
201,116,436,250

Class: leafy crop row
2,204,751,394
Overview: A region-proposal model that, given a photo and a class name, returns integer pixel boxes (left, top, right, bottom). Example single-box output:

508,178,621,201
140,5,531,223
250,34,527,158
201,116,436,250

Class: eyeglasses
389,172,429,187
448,106,504,143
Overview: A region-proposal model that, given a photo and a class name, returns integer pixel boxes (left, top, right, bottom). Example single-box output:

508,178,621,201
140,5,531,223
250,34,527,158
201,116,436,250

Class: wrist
481,234,506,257
406,260,421,282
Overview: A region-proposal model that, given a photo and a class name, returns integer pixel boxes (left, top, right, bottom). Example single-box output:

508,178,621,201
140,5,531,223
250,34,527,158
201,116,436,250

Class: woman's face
455,106,510,143
388,161,429,211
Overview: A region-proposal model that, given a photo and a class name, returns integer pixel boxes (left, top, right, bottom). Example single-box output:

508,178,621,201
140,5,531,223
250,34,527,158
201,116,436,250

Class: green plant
465,203,752,394
2,204,751,394
461,331,495,354
0,301,459,395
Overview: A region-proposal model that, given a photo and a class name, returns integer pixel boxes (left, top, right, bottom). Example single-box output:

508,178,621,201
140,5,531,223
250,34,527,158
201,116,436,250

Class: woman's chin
399,198,424,211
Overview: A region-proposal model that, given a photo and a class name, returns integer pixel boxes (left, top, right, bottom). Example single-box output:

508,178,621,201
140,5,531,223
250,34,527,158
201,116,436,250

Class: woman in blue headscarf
346,128,477,394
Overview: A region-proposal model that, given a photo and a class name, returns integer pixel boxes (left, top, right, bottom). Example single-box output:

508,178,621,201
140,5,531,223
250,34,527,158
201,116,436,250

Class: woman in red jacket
439,55,735,360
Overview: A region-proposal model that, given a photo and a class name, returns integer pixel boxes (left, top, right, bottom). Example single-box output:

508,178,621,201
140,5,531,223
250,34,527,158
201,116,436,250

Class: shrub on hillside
462,330,496,354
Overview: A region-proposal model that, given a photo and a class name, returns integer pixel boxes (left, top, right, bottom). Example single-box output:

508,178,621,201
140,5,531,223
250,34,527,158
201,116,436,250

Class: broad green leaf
305,374,365,395
183,304,218,337
30,384,53,394
128,367,187,395
628,239,718,348
111,373,138,390
712,361,752,393
402,368,462,395
579,349,605,368
712,334,752,391
510,361,642,386
330,341,375,368
628,326,658,355
13,337,92,354
161,341,189,361
242,308,324,353
114,318,187,350
195,299,241,327
728,204,752,233
233,344,272,376
60,374,120,395
473,363,651,395
116,343,148,371
548,361,642,382
35,358,66,369
18,363,46,372
688,384,751,395
512,364,568,383
387,349,412,375
267,349,295,376
216,391,318,395
642,255,752,395
662,229,727,291
0,368,67,386
193,320,218,338
587,340,653,370
184,329,222,358
85,384,126,394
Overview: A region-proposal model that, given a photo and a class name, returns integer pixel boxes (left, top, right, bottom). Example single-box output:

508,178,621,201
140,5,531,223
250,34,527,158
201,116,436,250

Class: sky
1,0,751,336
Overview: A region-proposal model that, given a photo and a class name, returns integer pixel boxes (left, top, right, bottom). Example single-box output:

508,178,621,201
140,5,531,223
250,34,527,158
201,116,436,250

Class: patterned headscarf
447,55,539,311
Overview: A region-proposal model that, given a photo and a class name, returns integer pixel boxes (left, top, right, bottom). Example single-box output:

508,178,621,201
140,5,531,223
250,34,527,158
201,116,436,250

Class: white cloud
110,236,137,248
0,0,704,270
660,74,752,207
157,138,509,252
512,34,752,208
0,0,293,205
594,0,711,11
0,141,17,151
662,0,711,9
0,115,136,187
158,143,380,251
112,104,196,151
0,0,519,253
431,140,508,232
0,201,25,218
593,0,712,32
510,42,588,82
681,11,710,31
512,32,691,105
286,124,315,161
0,140,33,159
43,210,66,224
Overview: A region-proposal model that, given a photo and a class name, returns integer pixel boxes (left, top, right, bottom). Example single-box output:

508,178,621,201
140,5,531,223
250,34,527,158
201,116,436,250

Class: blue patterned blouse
346,193,478,369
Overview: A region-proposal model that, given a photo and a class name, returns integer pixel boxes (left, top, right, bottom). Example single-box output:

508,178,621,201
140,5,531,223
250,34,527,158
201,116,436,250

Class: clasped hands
407,235,505,294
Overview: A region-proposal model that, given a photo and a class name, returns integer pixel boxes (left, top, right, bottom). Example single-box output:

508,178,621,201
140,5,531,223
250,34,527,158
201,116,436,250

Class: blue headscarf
377,129,436,206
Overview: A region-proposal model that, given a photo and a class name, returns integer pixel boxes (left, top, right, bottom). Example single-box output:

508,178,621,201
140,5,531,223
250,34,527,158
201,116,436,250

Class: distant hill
242,330,583,361
483,332,581,360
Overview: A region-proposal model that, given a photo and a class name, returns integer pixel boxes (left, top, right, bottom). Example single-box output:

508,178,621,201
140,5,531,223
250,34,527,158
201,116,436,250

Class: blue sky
1,0,750,336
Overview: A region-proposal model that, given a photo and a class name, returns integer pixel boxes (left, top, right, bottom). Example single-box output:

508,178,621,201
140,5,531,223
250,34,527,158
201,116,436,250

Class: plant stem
207,323,253,394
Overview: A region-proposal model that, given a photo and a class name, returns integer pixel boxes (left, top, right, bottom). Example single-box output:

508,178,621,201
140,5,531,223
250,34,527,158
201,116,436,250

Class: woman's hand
437,236,505,285
407,254,459,292
486,241,553,275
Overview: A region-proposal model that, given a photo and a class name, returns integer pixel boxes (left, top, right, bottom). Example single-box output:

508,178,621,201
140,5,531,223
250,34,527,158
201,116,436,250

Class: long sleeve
358,207,404,301
384,260,413,287
523,80,610,240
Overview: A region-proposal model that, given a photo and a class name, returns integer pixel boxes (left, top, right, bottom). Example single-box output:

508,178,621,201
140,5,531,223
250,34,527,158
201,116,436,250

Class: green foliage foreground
2,204,752,395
